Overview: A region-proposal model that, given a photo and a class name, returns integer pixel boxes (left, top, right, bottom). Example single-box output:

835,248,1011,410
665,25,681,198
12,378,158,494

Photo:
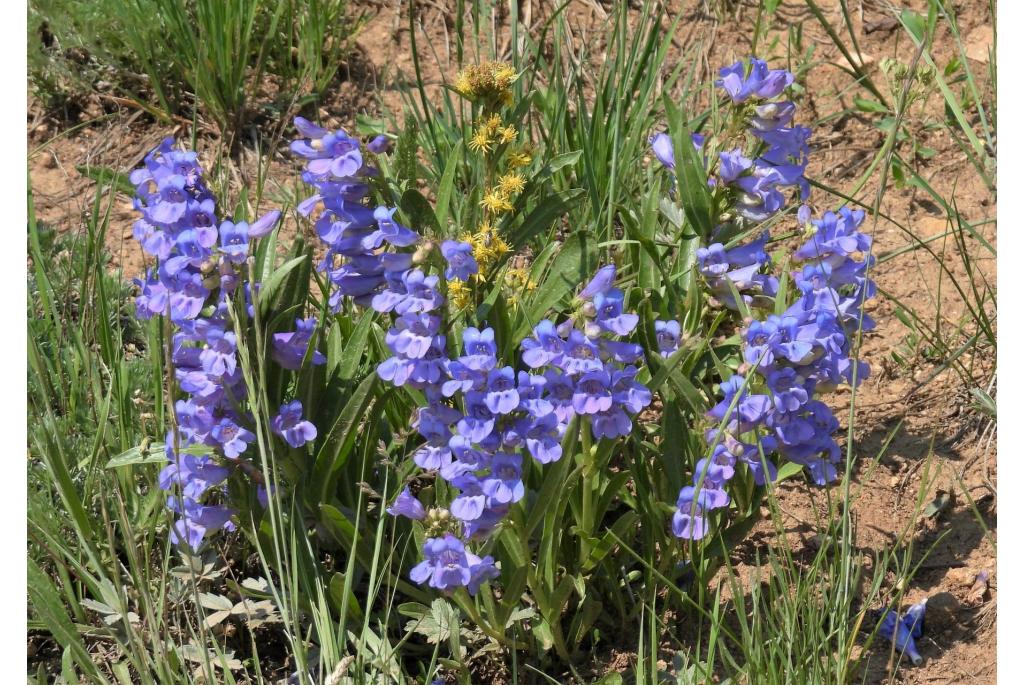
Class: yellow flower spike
452,62,518,103
498,125,518,145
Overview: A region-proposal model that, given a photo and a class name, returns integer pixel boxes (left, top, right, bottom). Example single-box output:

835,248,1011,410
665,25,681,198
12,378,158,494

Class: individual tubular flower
272,318,327,370
655,319,682,358
696,233,779,310
877,600,926,665
386,487,426,521
271,400,318,448
408,534,499,595
647,131,705,171
715,57,794,103
441,240,479,281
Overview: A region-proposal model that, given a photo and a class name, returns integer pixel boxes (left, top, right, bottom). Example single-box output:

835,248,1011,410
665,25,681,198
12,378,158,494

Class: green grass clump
29,0,366,141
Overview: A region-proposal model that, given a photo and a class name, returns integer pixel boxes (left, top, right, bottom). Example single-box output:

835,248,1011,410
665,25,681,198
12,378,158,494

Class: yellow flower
454,72,473,97
494,64,518,90
448,279,471,309
498,125,518,145
468,127,493,154
506,149,532,169
490,234,510,260
497,172,526,196
466,222,511,275
480,190,514,214
483,114,503,134
452,62,518,103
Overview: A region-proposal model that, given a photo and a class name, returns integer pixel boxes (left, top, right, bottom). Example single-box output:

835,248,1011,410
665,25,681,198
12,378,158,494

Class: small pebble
949,567,975,587
927,592,960,628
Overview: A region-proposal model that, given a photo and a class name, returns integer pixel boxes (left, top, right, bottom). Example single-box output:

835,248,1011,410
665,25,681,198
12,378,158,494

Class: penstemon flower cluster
291,113,652,595
130,139,321,551
131,55,878,607
650,57,875,540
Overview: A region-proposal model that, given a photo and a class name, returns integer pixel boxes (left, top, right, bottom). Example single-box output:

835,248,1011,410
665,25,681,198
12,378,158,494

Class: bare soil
27,0,995,682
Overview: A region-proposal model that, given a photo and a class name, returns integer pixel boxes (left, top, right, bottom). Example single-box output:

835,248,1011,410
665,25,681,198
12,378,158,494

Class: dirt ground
27,1,995,682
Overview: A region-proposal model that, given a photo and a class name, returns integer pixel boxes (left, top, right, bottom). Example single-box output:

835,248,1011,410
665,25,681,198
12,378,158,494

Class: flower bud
200,257,218,275
413,241,434,264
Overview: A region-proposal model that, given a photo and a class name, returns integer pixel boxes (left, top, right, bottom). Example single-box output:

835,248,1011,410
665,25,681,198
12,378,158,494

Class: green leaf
312,373,379,502
582,511,638,572
901,9,927,42
923,491,953,519
665,98,714,239
434,142,461,234
318,503,355,548
775,461,805,482
546,149,583,173
567,594,603,649
854,98,889,114
400,188,440,235
253,224,280,283
522,232,588,334
28,559,108,683
257,255,306,317
334,309,375,381
105,442,166,468
509,188,584,248
327,572,365,623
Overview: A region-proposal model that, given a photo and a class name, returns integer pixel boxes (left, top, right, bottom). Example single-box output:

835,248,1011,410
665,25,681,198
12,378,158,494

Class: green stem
579,419,595,564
